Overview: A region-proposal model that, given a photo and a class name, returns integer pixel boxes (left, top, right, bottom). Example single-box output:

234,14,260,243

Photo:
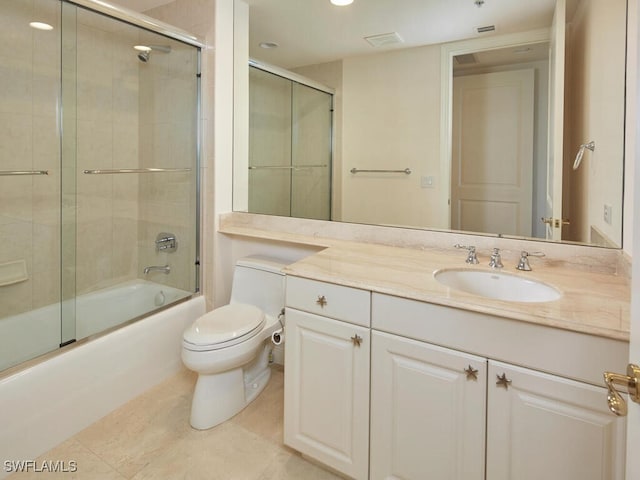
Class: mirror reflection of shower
134,44,172,62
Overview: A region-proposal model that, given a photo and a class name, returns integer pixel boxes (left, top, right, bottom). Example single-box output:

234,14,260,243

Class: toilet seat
183,303,266,352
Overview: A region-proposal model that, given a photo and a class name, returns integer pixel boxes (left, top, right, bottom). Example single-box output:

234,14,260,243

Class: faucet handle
488,248,503,269
454,244,479,264
516,251,545,271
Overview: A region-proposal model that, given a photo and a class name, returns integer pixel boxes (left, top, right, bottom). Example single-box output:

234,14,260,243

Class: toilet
182,255,286,430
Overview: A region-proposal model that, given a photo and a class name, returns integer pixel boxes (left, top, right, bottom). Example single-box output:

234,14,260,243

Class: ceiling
115,0,558,69
247,0,557,69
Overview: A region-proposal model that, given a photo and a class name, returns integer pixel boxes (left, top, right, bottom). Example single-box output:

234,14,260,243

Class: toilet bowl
182,256,286,430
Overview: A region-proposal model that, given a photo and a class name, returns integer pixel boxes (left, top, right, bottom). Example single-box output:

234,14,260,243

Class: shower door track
66,0,205,47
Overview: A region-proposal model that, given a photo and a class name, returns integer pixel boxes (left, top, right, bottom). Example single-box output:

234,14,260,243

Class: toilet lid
183,303,265,347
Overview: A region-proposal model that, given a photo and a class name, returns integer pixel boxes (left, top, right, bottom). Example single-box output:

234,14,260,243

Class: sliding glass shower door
248,66,332,220
0,0,200,372
0,0,62,369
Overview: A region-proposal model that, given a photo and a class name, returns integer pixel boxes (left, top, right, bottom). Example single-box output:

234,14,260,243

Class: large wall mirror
233,0,627,248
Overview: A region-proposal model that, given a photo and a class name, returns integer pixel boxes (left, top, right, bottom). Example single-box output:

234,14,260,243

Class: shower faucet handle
155,232,177,253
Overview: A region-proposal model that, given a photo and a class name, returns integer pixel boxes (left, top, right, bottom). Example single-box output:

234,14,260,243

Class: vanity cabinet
283,277,627,480
370,331,487,480
372,293,627,480
486,360,626,480
284,277,371,480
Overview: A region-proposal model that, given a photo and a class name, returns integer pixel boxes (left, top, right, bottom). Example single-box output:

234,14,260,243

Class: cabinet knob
496,373,512,390
464,365,479,381
316,295,327,308
351,334,362,347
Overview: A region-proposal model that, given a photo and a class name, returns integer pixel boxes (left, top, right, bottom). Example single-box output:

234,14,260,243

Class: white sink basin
434,268,562,303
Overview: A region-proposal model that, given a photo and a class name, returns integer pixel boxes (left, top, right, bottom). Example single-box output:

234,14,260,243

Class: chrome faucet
488,248,503,269
144,265,171,275
454,244,479,264
516,251,545,271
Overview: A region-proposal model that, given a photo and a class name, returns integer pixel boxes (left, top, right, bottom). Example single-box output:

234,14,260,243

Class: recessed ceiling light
331,0,354,6
259,42,279,49
134,45,152,52
29,22,53,31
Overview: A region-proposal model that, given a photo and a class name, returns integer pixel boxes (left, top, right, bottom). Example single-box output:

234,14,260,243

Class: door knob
316,295,327,308
541,217,570,227
603,364,640,416
351,334,362,347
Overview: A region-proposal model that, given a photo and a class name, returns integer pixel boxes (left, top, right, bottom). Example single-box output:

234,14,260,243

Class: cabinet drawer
286,276,370,326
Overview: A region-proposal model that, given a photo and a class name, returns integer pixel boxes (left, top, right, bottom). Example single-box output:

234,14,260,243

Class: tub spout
144,265,170,275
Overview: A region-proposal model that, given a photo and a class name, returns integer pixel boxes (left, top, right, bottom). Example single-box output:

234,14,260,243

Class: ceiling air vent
364,32,404,48
476,25,496,34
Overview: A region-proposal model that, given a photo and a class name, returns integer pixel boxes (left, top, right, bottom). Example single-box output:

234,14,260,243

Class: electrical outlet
604,204,612,225
421,176,435,188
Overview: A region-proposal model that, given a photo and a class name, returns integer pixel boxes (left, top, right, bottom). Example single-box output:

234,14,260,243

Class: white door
370,331,486,480
451,69,534,237
545,0,566,240
486,360,626,480
283,308,370,480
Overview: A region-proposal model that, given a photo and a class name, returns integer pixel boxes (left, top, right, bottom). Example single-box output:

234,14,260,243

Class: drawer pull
496,373,512,390
351,334,362,347
316,295,327,308
464,365,479,381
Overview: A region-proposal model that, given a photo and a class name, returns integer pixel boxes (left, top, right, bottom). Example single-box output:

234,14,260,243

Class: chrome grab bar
248,164,328,170
350,167,412,174
0,170,49,176
83,168,191,174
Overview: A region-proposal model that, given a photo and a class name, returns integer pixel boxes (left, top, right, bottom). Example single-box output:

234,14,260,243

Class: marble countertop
283,242,630,342
219,215,630,341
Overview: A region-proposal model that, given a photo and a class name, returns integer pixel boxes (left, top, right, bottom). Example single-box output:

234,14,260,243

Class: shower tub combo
0,0,204,471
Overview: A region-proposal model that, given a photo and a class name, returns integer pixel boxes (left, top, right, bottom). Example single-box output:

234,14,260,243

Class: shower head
135,45,172,63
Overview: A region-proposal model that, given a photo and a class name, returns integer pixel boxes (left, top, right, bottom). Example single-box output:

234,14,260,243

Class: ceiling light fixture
331,0,354,6
29,22,53,31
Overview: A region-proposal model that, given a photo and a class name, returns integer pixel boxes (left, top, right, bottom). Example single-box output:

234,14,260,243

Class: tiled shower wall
136,33,198,293
0,0,61,318
74,9,141,295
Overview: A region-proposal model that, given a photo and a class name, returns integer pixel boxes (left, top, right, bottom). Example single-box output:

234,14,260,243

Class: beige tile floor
11,366,341,479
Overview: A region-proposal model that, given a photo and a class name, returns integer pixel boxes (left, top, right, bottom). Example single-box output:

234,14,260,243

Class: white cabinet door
487,360,626,480
370,331,487,480
284,308,370,480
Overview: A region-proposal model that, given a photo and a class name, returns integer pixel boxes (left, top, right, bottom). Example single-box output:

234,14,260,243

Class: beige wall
340,46,445,228
566,0,626,246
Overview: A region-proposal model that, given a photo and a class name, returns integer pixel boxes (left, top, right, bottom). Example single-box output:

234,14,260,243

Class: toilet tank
229,256,287,317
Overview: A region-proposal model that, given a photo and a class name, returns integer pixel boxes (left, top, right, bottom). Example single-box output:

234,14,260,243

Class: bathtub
0,280,191,371
0,292,205,477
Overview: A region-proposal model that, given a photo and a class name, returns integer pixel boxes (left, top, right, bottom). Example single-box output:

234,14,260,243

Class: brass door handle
351,334,362,347
316,295,327,308
541,217,570,227
603,364,640,416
